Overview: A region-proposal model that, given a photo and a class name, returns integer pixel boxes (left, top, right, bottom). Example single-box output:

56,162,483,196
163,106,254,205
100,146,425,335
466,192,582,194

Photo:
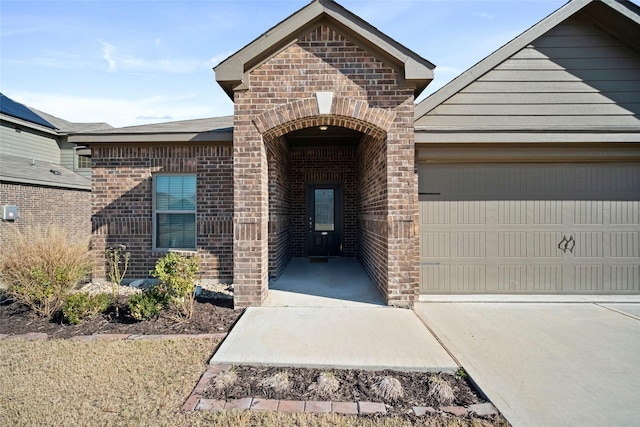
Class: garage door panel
498,201,528,224
534,201,563,224
610,266,640,291
498,265,528,291
422,232,451,257
419,163,640,295
533,265,563,291
498,232,527,257
573,231,604,257
533,232,564,258
610,232,639,257
574,265,605,291
610,201,640,224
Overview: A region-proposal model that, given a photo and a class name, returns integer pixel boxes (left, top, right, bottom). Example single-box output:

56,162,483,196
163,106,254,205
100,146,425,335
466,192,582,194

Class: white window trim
152,174,197,251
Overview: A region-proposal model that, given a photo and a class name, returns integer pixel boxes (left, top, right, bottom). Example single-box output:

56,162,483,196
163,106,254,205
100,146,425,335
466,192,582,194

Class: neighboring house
0,93,111,247
70,0,640,308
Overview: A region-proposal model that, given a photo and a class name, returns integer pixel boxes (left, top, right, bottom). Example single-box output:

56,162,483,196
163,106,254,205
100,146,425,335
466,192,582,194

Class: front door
307,184,342,257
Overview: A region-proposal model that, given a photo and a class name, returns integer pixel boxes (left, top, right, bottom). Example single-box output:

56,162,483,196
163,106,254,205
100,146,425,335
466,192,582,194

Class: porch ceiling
285,125,363,146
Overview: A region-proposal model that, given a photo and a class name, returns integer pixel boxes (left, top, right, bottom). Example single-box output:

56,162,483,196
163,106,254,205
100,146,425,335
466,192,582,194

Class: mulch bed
0,295,242,338
201,365,497,419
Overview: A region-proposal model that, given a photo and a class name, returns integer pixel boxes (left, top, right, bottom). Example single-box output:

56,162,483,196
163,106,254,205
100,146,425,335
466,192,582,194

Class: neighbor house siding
0,123,60,163
415,13,640,129
90,144,234,282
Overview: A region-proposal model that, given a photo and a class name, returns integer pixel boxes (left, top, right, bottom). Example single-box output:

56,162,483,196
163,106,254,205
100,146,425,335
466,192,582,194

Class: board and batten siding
0,123,60,164
415,14,640,129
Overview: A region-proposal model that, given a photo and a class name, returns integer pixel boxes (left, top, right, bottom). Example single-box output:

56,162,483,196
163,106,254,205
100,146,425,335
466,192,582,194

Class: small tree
105,245,130,316
150,252,199,320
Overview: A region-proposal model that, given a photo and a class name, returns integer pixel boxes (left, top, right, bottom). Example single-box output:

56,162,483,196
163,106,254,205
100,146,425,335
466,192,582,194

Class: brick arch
253,96,395,140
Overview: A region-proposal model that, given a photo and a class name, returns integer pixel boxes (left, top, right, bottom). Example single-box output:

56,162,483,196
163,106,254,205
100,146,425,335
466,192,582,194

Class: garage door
419,163,640,294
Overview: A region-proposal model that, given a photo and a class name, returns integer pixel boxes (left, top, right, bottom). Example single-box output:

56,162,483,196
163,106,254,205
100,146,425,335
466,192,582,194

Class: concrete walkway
415,301,640,427
211,258,457,371
211,306,457,371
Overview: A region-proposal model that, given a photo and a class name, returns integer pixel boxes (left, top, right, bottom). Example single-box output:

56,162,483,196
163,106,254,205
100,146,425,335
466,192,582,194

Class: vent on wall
2,205,18,221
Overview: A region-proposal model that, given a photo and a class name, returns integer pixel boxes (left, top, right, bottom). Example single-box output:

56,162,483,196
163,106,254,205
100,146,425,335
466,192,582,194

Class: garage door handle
558,235,568,252
566,236,575,253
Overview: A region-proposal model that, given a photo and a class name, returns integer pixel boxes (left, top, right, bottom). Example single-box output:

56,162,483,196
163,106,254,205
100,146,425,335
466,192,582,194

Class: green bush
0,225,92,318
62,292,112,325
128,289,166,321
150,252,200,320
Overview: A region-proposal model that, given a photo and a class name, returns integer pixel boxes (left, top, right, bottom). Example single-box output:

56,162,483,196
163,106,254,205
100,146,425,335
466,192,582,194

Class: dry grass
371,376,405,401
212,368,238,392
0,338,506,427
308,371,340,399
260,370,291,394
0,224,92,317
428,375,456,406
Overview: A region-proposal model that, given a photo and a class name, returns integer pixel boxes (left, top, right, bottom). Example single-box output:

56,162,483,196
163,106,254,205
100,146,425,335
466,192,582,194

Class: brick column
386,99,419,308
233,107,269,308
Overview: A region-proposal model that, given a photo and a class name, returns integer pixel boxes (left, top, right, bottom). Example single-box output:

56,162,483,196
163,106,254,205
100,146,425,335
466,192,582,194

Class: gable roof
0,93,57,130
415,0,640,120
214,0,434,99
30,108,112,133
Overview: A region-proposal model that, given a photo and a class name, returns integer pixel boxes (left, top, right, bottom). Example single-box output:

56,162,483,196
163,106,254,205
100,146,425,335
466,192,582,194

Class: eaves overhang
214,0,434,99
68,128,233,144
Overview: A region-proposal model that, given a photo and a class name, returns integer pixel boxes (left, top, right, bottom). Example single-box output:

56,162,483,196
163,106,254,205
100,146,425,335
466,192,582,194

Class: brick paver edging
182,364,499,418
0,332,228,341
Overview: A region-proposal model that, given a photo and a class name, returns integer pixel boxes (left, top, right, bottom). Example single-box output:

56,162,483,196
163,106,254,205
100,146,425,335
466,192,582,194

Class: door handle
558,235,568,252
566,236,575,253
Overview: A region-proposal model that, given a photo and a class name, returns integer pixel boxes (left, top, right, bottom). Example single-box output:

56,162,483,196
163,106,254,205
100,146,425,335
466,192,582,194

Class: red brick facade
90,144,234,281
233,24,418,307
87,19,420,308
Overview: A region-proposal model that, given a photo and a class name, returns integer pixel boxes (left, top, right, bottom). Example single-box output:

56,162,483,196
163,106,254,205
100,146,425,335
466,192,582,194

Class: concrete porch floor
264,257,385,307
211,257,457,371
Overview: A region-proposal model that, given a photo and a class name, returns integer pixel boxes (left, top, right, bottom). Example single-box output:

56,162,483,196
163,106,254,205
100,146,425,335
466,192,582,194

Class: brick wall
233,22,418,307
0,182,91,252
90,144,233,282
267,135,292,279
290,145,357,257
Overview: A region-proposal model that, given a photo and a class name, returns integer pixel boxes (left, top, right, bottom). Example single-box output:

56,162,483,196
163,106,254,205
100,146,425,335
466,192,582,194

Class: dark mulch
0,294,242,338
202,365,493,418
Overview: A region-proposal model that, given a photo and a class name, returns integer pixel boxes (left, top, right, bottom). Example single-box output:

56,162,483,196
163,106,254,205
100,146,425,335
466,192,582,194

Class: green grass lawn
0,338,505,426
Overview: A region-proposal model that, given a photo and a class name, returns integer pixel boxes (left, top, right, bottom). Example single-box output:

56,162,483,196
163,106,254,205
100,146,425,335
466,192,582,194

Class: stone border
181,364,499,417
0,332,227,341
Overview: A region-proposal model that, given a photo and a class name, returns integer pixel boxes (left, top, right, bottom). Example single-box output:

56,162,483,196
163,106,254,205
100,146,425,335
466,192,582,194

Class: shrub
127,288,166,321
62,292,112,325
427,375,455,406
0,225,92,318
150,252,200,320
371,376,404,401
308,371,340,399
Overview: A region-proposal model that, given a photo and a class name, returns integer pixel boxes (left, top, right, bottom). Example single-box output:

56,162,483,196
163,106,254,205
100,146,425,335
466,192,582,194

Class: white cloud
477,12,495,20
99,40,211,74
100,41,118,72
11,91,232,128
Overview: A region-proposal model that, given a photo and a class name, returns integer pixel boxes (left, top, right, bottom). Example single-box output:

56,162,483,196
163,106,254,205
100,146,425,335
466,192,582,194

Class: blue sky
1,0,568,128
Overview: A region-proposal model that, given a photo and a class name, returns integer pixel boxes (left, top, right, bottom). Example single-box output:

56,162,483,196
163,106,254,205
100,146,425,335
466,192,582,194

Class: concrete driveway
415,301,640,427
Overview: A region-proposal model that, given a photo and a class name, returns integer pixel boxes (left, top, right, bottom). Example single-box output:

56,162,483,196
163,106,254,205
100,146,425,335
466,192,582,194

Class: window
153,174,196,250
74,147,92,170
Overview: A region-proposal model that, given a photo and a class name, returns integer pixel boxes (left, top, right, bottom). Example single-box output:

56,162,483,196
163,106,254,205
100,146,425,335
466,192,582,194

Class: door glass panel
314,189,335,231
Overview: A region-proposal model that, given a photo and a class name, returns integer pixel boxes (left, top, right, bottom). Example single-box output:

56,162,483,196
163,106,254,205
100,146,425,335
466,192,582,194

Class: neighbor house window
74,147,92,170
153,174,196,250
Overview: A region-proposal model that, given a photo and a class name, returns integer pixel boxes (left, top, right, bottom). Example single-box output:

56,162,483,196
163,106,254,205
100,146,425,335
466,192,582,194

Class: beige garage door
419,163,640,294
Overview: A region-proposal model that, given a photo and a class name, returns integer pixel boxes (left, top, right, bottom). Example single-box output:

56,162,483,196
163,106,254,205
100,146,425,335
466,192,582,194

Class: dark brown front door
307,184,342,257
